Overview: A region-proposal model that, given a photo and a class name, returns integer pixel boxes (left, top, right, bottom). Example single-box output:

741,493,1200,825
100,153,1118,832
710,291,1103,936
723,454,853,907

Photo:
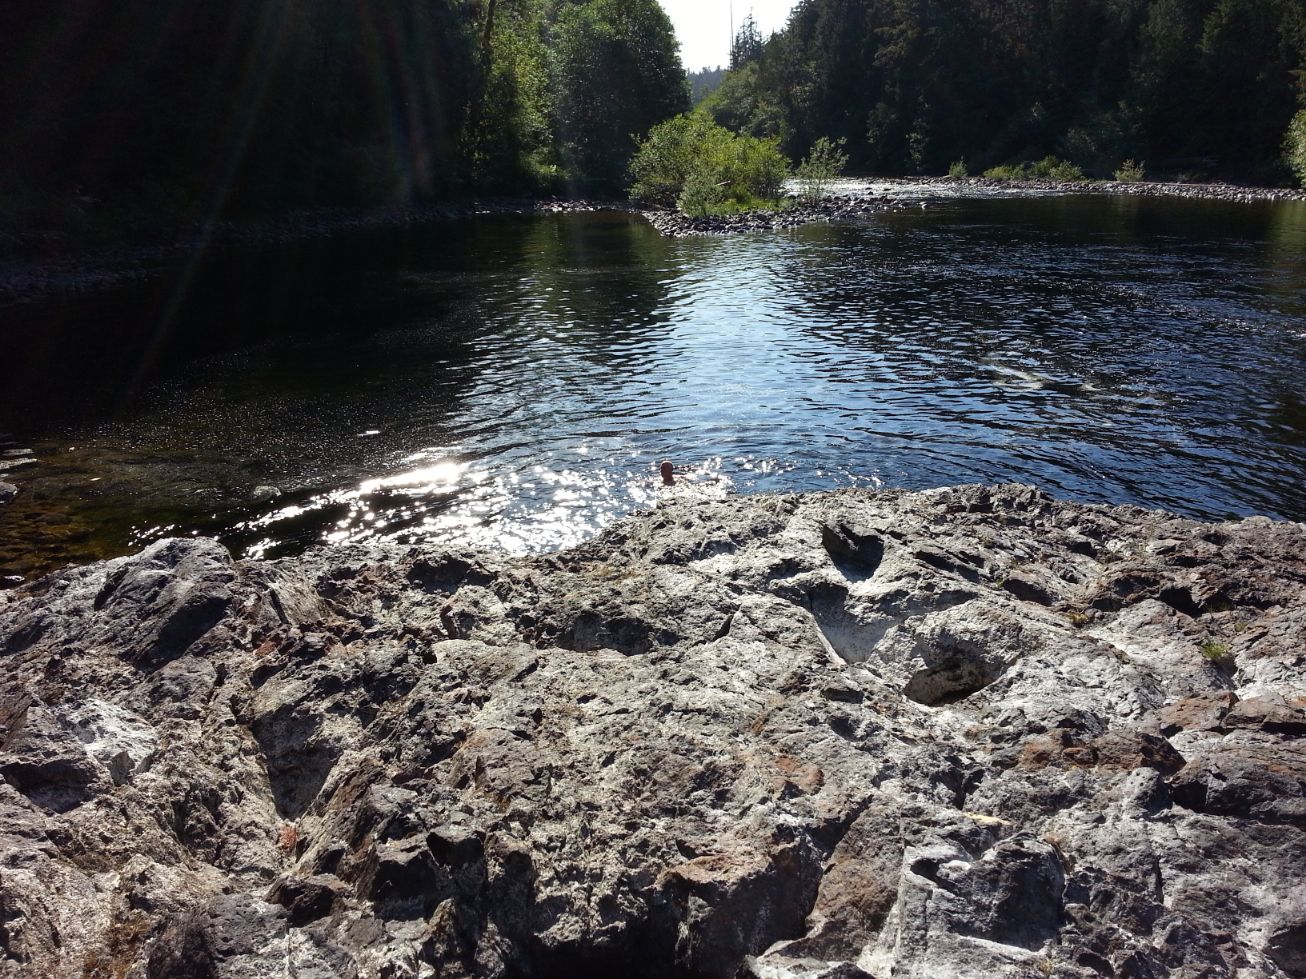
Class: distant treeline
705,0,1306,183
689,67,727,105
0,0,687,230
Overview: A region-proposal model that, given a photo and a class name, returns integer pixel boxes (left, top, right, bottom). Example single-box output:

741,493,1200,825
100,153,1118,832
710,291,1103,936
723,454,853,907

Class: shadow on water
1,197,1305,582
0,211,681,578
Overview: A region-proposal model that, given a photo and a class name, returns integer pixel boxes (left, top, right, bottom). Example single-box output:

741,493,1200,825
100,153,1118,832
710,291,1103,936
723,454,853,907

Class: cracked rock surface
1,484,1304,979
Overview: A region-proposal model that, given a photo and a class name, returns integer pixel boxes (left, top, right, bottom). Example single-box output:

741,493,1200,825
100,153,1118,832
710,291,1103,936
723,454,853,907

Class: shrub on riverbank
628,113,790,215
795,137,849,200
1114,159,1146,183
983,157,1087,182
1288,111,1306,188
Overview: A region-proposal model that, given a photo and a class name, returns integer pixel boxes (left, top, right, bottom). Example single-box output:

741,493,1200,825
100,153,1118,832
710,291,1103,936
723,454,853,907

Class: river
2,190,1305,582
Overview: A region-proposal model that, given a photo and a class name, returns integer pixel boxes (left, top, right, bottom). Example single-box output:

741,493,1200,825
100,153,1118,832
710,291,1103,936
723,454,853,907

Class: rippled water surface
3,193,1305,579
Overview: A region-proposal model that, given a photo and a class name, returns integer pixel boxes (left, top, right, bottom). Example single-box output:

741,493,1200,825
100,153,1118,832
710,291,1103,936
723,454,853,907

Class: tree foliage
730,15,765,71
550,0,690,191
688,67,727,104
0,0,484,213
703,62,787,142
0,0,687,233
701,0,1306,183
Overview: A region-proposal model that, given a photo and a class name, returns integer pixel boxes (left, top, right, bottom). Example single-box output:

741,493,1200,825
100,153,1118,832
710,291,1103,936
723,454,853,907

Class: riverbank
911,175,1306,204
0,197,632,303
1,484,1303,979
641,175,1306,236
5,177,1304,299
639,195,901,237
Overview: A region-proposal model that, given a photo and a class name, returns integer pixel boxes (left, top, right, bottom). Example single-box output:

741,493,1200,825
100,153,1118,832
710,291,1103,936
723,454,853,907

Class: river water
2,192,1305,581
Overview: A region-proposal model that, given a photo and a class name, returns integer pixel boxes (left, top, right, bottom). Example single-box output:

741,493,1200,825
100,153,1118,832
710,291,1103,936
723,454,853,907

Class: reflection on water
1,196,1305,580
223,450,737,560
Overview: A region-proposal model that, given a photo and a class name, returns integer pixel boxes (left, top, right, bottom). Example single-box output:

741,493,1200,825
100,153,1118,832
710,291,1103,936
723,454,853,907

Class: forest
2,0,1305,247
707,0,1306,183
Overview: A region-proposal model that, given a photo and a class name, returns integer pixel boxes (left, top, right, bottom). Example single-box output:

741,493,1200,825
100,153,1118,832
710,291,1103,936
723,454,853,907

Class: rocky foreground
1,485,1304,979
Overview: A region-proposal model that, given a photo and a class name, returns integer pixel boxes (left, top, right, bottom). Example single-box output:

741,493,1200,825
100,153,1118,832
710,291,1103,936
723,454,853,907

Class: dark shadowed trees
0,0,481,213
0,0,687,239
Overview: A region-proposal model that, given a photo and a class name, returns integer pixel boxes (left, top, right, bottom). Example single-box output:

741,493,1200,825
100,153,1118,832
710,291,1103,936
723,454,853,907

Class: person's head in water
660,461,674,485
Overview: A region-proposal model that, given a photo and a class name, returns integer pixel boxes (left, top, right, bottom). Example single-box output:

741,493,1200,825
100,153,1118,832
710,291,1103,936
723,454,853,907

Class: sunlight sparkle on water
222,450,758,559
359,459,469,495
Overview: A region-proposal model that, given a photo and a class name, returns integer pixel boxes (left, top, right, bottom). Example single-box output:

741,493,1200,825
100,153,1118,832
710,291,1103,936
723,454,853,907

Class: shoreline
639,194,901,236
0,197,634,303
3,177,1304,299
641,175,1306,236
908,174,1306,204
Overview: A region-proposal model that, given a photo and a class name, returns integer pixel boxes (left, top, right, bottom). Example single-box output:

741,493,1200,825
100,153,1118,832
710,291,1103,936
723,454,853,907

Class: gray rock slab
0,484,1303,979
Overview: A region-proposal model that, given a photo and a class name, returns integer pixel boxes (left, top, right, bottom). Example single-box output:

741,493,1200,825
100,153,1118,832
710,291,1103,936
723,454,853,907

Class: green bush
1114,159,1146,182
677,167,728,216
982,156,1086,182
627,113,715,206
729,133,790,201
795,137,849,200
947,159,969,178
1286,109,1306,188
629,112,790,214
1031,156,1086,181
982,163,1026,180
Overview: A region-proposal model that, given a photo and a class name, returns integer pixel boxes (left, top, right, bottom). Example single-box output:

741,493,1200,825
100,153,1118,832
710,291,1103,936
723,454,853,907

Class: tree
550,0,689,190
468,0,559,190
0,0,695,244
703,62,786,139
0,0,483,214
688,66,727,104
730,14,764,70
692,0,1306,183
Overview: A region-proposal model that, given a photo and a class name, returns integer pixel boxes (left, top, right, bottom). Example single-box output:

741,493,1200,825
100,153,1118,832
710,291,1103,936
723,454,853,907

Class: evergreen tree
701,0,1306,182
730,14,765,70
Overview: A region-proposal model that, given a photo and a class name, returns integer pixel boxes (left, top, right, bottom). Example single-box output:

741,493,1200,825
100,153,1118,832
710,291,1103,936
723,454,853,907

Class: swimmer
655,459,729,499
659,460,716,485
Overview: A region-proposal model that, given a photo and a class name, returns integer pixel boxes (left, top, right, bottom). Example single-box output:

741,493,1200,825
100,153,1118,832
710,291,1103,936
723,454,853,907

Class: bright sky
658,0,801,73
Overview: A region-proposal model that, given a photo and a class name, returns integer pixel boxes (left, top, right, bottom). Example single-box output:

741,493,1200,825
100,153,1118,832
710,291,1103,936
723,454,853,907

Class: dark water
3,193,1306,580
